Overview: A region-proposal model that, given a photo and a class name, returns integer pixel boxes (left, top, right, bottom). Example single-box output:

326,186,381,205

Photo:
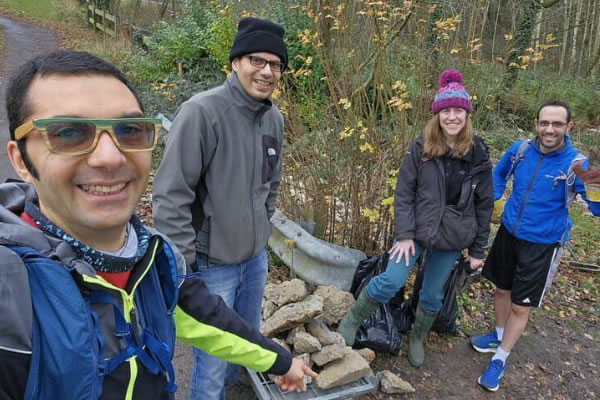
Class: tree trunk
159,0,169,18
588,0,597,63
532,6,543,70
593,1,600,75
578,0,592,75
490,0,501,61
503,0,542,91
559,0,572,73
588,45,600,78
570,0,583,73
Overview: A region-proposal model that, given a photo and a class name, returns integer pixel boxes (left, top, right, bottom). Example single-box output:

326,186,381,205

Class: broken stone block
261,295,323,337
307,317,343,346
315,348,372,390
262,300,277,320
355,348,376,364
285,325,306,345
329,332,346,346
293,331,322,354
271,337,290,353
311,344,345,367
264,279,308,306
380,370,416,394
313,286,355,325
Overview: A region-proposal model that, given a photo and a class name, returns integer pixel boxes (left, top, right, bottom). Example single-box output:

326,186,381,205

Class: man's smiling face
232,52,282,101
8,74,151,250
535,105,573,154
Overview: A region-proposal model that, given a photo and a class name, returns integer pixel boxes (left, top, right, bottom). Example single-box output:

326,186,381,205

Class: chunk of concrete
307,317,341,346
262,300,278,320
293,331,322,354
380,370,416,394
285,325,306,345
311,344,345,367
264,279,308,306
261,295,323,337
313,285,355,325
356,348,376,364
315,348,373,390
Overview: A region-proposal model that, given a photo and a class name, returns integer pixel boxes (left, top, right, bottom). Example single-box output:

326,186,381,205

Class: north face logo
267,148,277,156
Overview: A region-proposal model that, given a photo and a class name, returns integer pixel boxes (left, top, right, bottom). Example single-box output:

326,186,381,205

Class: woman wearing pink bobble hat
338,70,494,367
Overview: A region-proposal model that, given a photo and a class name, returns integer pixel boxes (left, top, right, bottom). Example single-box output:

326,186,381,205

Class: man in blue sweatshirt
470,101,600,392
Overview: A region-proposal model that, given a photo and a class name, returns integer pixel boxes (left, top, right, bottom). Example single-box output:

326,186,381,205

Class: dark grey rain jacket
393,135,493,258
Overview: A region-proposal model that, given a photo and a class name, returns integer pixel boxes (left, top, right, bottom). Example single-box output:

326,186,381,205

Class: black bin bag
348,252,404,354
392,255,480,335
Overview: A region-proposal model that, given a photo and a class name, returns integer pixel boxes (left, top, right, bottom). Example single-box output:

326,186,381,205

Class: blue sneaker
470,331,500,353
478,359,505,392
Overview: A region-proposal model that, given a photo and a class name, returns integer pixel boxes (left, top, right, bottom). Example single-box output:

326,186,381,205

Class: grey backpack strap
505,139,532,180
565,152,586,208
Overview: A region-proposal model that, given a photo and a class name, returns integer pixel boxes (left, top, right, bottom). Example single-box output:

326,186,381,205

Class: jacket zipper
512,153,544,235
250,119,257,260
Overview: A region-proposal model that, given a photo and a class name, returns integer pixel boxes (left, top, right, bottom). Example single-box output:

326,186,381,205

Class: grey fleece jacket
152,72,283,267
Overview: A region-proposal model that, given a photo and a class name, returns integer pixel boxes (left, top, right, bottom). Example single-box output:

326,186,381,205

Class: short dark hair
536,100,571,122
6,50,144,179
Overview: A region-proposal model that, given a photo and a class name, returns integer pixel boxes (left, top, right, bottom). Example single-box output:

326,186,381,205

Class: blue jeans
188,249,268,400
366,242,460,312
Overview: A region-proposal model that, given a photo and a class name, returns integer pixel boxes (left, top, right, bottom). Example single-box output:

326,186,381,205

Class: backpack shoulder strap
505,139,532,180
565,152,586,208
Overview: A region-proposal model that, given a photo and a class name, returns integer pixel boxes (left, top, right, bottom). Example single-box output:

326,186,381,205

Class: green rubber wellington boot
337,290,379,346
407,303,438,368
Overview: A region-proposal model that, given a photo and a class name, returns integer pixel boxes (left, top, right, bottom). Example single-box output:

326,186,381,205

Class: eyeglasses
537,120,567,129
246,55,286,72
15,118,161,156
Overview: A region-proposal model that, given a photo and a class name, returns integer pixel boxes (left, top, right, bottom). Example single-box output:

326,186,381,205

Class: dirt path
0,14,60,182
361,270,600,400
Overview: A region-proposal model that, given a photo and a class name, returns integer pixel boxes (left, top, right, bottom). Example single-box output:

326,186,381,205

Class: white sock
496,327,504,341
492,346,510,364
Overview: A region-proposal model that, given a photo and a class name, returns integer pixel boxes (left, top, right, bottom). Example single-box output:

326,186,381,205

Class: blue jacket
0,182,292,400
494,136,600,244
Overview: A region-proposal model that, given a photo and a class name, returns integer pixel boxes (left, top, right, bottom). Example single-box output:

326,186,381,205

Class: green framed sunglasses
15,118,162,156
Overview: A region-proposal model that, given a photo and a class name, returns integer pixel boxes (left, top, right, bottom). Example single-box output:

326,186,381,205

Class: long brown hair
422,113,474,160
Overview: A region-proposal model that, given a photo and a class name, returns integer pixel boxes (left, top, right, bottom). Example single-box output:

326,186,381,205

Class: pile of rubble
260,279,415,394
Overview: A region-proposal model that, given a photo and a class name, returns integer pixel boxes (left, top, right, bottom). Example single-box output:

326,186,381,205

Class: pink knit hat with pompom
431,69,472,114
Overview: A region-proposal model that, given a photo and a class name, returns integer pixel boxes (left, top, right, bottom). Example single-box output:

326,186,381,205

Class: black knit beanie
229,17,288,68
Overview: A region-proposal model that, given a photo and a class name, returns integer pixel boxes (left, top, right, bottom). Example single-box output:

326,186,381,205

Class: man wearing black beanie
153,17,290,400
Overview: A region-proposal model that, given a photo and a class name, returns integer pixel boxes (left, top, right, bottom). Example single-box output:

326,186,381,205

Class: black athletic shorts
482,224,563,307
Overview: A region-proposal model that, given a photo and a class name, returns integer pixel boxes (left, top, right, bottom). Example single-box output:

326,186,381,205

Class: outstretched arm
573,160,600,216
175,275,315,383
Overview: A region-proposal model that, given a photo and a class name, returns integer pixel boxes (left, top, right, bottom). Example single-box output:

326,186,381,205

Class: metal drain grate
246,369,380,400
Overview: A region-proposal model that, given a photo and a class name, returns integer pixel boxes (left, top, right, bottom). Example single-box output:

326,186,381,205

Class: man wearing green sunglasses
0,50,314,400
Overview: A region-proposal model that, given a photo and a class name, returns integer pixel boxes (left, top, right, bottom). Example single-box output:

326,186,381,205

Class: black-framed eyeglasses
537,120,567,129
15,118,161,156
246,55,286,72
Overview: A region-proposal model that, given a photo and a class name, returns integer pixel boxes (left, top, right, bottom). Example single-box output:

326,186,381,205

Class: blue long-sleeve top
494,136,600,244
